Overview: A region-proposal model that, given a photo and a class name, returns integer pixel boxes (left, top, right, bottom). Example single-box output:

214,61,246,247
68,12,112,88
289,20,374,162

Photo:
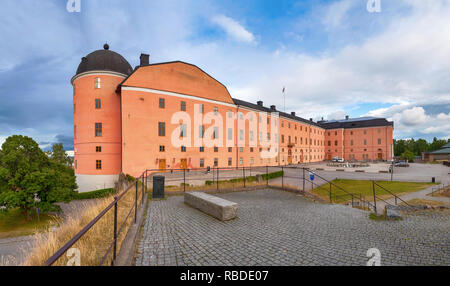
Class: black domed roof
75,44,133,76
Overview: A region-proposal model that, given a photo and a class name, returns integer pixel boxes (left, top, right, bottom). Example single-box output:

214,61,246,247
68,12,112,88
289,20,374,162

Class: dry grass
403,198,450,208
429,186,450,198
22,185,143,266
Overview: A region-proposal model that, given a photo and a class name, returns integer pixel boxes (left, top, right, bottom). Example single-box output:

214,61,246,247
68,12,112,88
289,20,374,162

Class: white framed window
95,77,101,89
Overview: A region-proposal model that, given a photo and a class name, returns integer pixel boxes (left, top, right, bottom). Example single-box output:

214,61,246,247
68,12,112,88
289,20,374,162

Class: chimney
310,118,313,122
140,53,150,66
291,112,296,116
345,115,349,120
270,105,276,111
321,117,324,121
257,101,263,106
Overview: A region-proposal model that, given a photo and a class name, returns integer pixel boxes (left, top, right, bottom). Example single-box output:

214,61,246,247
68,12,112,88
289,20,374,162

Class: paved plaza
135,189,450,266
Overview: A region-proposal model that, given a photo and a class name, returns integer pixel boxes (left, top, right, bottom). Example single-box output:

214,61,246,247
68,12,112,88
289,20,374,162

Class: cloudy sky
0,0,449,150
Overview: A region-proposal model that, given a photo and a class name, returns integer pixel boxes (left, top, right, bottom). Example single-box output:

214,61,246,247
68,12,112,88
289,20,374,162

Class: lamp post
34,193,41,223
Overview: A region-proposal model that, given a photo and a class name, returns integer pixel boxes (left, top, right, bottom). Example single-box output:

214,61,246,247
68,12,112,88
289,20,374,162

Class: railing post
372,181,377,215
243,167,246,188
351,194,354,208
113,196,118,264
302,168,305,191
266,165,268,186
395,196,397,205
329,183,332,203
135,180,138,224
216,168,219,191
142,170,146,204
281,166,284,189
183,168,186,193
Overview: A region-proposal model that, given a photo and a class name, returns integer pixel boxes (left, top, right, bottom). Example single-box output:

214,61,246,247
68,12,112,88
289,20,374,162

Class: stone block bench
184,192,238,221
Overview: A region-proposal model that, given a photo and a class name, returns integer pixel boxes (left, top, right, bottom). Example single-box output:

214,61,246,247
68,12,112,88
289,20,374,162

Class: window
378,129,381,133
74,125,77,139
351,140,354,146
228,110,232,118
228,158,232,166
281,121,284,127
96,160,102,170
240,129,244,141
228,128,233,140
199,104,204,114
158,122,165,136
214,158,218,167
240,147,244,152
214,147,218,152
250,147,254,152
334,140,338,146
228,147,232,152
240,157,243,165
200,147,205,152
96,146,102,152
95,99,101,109
180,124,186,137
74,160,77,169
335,131,337,135
200,159,205,167
214,107,218,115
282,135,285,143
199,125,205,138
159,145,165,152
180,101,186,111
181,146,186,152
364,130,367,135
213,127,219,139
250,131,254,142
159,98,165,108
364,139,367,145
350,131,353,135
378,138,382,145
95,123,102,137
94,78,101,89
250,157,254,165
328,141,331,146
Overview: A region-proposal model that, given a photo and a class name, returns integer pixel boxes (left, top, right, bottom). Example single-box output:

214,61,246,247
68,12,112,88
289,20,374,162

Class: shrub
72,188,116,200
262,171,284,180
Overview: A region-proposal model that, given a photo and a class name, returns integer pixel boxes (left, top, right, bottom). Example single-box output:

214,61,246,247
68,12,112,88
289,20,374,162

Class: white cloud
322,0,354,29
212,15,256,44
327,111,347,120
394,107,429,126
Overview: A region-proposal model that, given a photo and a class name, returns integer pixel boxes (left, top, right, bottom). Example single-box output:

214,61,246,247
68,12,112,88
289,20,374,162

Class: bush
72,188,116,200
262,171,284,180
125,174,136,182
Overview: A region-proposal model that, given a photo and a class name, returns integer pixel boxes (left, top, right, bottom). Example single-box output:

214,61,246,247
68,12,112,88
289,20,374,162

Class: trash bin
432,177,435,183
153,176,165,199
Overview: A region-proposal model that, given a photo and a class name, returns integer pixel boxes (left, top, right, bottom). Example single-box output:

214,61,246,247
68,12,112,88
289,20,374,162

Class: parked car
332,156,344,163
394,161,409,167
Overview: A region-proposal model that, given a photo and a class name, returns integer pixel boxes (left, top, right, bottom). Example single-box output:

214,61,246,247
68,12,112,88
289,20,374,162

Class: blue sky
0,0,449,150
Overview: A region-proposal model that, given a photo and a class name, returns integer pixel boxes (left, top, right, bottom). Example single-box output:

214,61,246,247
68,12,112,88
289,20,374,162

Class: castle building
72,45,394,192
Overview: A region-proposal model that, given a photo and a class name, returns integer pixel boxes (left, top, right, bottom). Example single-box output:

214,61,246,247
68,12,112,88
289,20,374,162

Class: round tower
71,44,132,192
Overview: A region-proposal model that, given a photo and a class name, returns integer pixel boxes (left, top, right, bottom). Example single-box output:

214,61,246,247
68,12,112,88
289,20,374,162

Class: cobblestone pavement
135,189,450,266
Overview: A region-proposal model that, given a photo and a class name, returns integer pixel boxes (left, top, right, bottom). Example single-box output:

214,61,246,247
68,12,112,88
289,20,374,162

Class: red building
72,45,394,192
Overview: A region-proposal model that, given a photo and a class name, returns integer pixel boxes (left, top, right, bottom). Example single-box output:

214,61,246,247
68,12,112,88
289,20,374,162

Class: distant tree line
394,137,450,159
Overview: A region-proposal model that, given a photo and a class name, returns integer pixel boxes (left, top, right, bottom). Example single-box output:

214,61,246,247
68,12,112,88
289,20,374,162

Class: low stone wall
184,192,238,221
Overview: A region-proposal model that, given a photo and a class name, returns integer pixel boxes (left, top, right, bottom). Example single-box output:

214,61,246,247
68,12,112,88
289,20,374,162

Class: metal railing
430,184,448,196
44,169,148,266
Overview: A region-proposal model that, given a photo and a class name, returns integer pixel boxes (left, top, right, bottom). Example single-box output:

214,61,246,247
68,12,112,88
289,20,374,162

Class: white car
332,156,345,163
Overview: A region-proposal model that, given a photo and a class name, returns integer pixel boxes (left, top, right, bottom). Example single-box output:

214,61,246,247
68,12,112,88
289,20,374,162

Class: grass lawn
403,199,450,208
0,208,58,239
312,179,437,204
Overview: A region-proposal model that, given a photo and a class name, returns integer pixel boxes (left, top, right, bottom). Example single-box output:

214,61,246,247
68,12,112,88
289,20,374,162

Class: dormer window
95,78,101,89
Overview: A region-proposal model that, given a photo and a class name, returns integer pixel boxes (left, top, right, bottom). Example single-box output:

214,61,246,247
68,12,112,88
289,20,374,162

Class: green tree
50,143,73,167
0,135,77,220
400,149,415,162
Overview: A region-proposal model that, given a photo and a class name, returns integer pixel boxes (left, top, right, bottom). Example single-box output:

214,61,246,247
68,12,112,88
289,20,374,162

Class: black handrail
45,169,148,266
372,181,414,209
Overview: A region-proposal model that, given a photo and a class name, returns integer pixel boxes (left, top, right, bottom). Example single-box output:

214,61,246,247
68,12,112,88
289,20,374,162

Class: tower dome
75,44,133,76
